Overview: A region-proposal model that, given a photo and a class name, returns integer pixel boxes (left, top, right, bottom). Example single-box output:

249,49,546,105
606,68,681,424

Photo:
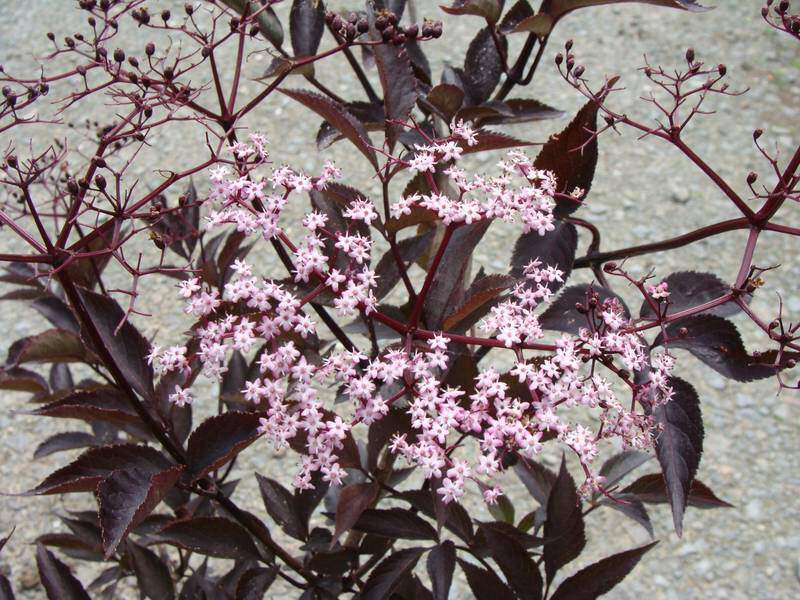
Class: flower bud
678,327,689,337
404,24,418,39
718,63,726,76
128,56,139,68
565,39,573,51
747,171,758,185
573,65,585,78
47,32,55,41
145,42,155,56
753,128,763,140
357,19,369,34
685,47,695,64
185,3,194,15
5,154,17,168
162,9,171,22
603,262,617,272
555,52,564,65
94,174,106,190
113,48,125,63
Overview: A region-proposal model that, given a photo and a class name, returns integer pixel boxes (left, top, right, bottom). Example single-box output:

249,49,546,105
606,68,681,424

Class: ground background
0,0,798,598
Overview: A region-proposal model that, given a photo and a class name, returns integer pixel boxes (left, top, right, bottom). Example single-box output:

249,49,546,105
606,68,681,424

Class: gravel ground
1,1,799,598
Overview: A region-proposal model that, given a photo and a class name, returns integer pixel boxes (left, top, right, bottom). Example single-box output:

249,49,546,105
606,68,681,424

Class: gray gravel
1,1,799,598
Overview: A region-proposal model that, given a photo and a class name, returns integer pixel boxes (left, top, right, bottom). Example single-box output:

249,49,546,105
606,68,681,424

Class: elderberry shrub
0,1,797,598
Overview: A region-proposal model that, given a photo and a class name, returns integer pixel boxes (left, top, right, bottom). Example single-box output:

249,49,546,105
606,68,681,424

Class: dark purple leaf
236,566,278,599
281,88,378,168
441,0,504,22
622,473,734,509
457,557,513,599
639,271,741,319
65,233,114,290
650,376,703,536
255,473,308,540
0,574,13,600
475,521,546,549
514,457,557,507
98,466,183,557
28,387,146,433
30,444,172,495
374,230,436,301
187,411,263,480
125,540,175,600
30,296,80,333
221,350,248,404
463,27,506,105
476,98,564,126
36,544,90,600
0,263,43,287
499,0,535,34
599,494,654,538
545,0,709,24
0,366,48,394
156,517,261,561
289,0,324,58
360,547,426,600
460,128,534,155
36,533,101,563
549,542,658,600
653,315,777,381
368,7,418,148
424,221,491,329
33,432,97,460
534,93,611,216
49,363,74,392
399,490,474,542
332,482,379,545
598,450,651,490
75,286,154,399
510,220,577,294
443,273,516,332
480,524,543,599
5,329,90,366
425,84,465,121
543,457,586,583
353,508,438,541
539,284,630,335
427,541,455,600
367,407,414,472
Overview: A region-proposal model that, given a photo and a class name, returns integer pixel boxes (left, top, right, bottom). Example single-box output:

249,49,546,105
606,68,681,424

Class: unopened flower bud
161,9,171,22
685,47,695,63
565,39,573,51
113,48,125,63
678,327,689,337
573,65,585,78
145,42,155,56
185,3,194,15
94,174,106,189
747,171,758,184
753,128,763,140
357,19,369,34
718,63,726,76
555,52,564,65
5,154,17,168
404,24,418,39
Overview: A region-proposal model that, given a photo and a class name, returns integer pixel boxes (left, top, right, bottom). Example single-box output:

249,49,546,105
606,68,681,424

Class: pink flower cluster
153,123,675,504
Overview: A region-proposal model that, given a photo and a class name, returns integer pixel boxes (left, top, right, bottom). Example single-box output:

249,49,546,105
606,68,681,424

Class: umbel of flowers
149,122,675,506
